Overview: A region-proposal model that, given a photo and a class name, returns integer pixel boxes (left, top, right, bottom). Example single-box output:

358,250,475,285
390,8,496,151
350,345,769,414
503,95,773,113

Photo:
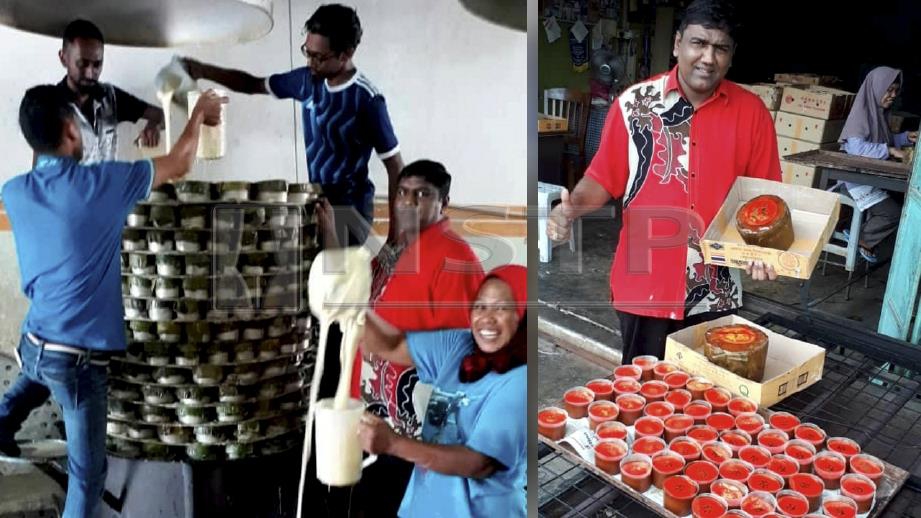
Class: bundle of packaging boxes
741,74,856,188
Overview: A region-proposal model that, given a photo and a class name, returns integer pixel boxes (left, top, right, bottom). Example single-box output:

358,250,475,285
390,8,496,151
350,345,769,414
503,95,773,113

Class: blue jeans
0,334,109,518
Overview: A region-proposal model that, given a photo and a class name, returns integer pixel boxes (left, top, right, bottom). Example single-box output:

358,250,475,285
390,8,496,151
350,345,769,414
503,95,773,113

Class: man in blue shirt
182,4,404,246
0,85,224,518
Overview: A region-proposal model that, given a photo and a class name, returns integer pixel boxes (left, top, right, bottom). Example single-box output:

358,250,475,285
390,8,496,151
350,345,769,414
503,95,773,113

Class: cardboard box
664,314,826,407
741,83,784,111
781,160,818,187
701,177,840,279
780,86,855,120
774,73,820,85
775,112,845,144
538,114,568,133
776,137,838,159
773,73,839,87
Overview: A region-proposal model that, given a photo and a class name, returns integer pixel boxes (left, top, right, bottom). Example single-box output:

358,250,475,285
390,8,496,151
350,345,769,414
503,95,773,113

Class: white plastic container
187,89,227,159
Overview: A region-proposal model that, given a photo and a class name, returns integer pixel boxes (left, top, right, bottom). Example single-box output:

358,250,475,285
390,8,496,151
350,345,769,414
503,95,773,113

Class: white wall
0,1,527,355
0,0,527,207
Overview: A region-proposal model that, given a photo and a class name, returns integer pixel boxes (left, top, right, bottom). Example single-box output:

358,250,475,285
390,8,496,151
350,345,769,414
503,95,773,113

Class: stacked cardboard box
774,84,855,187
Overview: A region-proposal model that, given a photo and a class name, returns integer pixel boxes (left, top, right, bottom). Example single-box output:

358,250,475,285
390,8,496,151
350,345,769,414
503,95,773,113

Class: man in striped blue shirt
182,4,403,246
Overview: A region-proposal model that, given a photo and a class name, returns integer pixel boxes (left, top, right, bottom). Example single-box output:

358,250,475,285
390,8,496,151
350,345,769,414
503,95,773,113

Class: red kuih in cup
670,436,703,463
594,438,629,475
562,387,594,419
585,378,615,401
706,412,736,433
692,493,729,518
813,450,847,490
633,355,658,382
620,453,654,493
612,377,642,398
793,423,827,450
685,460,720,493
614,364,643,381
775,490,809,518
595,420,629,442
587,400,619,431
664,475,700,516
701,441,733,465
740,491,777,517
728,396,759,418
635,416,665,439
739,445,772,469
724,510,754,518
767,412,800,434
664,414,695,442
826,436,861,460
665,370,691,390
633,436,668,457
683,402,712,427
720,429,753,457
735,412,766,437
643,400,676,420
640,380,670,402
767,454,799,485
788,473,825,513
615,393,646,426
720,459,755,484
783,440,816,473
666,388,693,412
538,407,568,441
839,473,876,514
687,376,715,401
849,453,885,485
654,360,680,381
711,478,749,508
687,425,720,446
747,468,785,495
652,450,686,489
821,495,859,518
756,429,789,455
704,387,732,413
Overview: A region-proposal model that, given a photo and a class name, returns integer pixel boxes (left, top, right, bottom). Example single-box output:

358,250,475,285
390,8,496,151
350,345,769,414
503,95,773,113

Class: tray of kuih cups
538,358,905,518
108,180,324,463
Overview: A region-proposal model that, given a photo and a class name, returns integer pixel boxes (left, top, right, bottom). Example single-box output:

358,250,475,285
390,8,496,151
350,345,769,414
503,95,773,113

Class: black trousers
616,308,738,364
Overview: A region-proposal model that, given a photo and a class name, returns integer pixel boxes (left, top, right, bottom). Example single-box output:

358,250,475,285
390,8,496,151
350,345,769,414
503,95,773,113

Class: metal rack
539,308,921,517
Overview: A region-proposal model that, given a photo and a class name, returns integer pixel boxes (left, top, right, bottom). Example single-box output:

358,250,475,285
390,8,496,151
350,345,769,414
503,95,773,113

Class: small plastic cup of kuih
537,406,568,441
839,473,876,514
619,453,654,493
691,493,729,518
593,438,629,476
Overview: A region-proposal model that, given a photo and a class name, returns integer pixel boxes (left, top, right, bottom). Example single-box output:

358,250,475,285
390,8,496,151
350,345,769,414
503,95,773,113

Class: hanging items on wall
569,20,590,72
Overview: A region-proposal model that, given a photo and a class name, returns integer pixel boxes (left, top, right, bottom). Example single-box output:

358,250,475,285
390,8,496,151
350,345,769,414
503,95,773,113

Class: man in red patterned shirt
351,160,484,516
548,0,780,363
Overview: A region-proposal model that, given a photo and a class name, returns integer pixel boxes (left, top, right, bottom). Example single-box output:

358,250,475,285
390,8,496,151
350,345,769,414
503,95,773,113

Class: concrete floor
539,202,893,347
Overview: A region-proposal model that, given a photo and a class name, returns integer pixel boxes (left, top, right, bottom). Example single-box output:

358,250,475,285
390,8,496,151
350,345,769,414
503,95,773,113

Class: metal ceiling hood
459,0,525,32
0,0,273,47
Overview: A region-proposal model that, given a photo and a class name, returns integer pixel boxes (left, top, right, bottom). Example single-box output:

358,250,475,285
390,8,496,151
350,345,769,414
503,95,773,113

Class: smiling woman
359,264,528,517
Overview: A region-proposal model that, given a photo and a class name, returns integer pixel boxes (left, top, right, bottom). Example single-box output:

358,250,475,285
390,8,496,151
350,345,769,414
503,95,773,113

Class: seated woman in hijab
358,265,527,518
838,66,917,263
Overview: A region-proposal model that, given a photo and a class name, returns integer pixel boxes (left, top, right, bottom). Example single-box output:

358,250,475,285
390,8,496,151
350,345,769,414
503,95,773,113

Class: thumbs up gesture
547,188,575,243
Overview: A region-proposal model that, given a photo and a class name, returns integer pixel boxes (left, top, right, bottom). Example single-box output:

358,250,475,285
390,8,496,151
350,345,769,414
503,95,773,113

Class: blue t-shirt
400,329,527,518
267,67,400,220
1,155,153,351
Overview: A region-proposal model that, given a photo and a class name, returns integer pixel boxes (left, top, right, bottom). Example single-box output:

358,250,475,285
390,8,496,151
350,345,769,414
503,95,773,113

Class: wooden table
783,149,911,193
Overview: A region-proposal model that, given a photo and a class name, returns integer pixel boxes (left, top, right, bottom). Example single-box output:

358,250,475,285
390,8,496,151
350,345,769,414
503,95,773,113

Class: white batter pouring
297,246,373,516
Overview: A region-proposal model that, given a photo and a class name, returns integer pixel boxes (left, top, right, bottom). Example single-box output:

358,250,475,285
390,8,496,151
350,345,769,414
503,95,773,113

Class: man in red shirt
352,159,484,516
548,0,779,362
